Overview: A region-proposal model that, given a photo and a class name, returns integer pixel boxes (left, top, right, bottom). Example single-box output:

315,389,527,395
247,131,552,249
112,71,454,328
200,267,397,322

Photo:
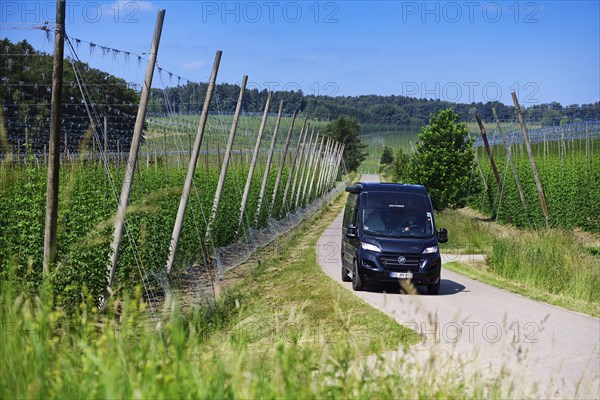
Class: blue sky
2,0,599,106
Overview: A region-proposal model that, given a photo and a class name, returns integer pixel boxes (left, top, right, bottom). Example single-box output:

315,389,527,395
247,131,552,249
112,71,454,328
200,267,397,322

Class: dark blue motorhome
341,182,448,294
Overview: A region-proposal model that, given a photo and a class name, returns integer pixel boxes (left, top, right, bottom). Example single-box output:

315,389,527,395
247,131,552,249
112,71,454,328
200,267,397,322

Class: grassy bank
437,208,600,318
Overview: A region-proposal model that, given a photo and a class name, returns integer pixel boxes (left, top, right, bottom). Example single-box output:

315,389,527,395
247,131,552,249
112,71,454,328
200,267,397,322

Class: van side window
343,194,356,226
352,196,359,225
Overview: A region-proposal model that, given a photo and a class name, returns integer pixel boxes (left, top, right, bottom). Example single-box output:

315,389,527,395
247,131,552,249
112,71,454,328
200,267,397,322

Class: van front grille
379,255,422,271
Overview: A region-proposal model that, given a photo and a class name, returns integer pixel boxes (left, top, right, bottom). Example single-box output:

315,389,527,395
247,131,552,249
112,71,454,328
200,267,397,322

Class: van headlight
422,245,438,254
361,242,381,253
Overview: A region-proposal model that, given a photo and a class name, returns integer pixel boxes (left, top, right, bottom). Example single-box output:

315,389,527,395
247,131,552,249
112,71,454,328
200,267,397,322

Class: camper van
341,182,448,294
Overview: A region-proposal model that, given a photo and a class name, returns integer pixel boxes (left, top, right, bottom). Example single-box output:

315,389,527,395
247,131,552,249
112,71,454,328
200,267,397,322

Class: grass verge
438,209,600,318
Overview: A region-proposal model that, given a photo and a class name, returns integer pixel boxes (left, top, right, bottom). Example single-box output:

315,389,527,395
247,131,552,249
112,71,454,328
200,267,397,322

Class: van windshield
361,192,434,239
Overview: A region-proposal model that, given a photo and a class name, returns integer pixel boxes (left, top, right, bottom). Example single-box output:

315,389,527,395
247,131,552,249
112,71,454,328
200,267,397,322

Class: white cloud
182,60,206,71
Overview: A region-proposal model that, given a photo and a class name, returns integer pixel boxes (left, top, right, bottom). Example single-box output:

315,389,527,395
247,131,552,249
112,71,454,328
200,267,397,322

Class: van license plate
390,272,413,279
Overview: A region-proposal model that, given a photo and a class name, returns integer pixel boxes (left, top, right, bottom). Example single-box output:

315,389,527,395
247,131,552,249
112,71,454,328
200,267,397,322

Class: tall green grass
0,279,515,399
488,229,600,304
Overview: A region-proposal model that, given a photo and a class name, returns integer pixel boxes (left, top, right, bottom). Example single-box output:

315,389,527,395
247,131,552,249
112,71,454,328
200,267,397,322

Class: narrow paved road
317,174,599,398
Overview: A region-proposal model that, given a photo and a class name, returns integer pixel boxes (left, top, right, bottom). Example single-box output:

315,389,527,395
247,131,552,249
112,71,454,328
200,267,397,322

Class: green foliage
379,145,394,165
323,116,367,172
471,138,600,232
392,148,411,183
410,109,476,210
0,161,302,308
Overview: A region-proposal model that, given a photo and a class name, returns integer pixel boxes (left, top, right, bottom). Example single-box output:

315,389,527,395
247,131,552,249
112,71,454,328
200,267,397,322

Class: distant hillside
1,39,138,155
149,83,599,127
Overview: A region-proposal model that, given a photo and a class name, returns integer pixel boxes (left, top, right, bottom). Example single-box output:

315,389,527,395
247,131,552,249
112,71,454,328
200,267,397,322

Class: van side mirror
346,224,357,238
438,228,448,243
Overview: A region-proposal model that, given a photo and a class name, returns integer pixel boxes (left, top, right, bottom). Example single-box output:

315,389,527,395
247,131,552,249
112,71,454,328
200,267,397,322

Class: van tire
341,263,351,282
427,280,441,295
352,259,364,291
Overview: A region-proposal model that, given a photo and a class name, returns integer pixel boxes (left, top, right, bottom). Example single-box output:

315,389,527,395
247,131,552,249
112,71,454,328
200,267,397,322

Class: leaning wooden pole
105,9,165,299
43,0,66,276
326,141,340,190
299,132,319,208
289,124,310,211
475,114,504,201
512,92,549,228
165,50,221,275
316,138,331,196
206,75,248,243
268,111,297,219
329,143,343,188
254,100,284,225
281,119,307,213
294,128,315,209
307,136,325,203
237,91,272,233
492,107,527,212
467,129,489,194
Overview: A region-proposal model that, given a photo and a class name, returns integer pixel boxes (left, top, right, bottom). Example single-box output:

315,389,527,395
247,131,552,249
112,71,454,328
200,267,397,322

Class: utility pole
43,0,66,276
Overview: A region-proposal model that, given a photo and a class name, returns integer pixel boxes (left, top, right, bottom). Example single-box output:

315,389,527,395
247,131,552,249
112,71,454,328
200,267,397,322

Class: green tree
393,148,411,183
380,145,394,165
410,109,475,210
323,116,367,172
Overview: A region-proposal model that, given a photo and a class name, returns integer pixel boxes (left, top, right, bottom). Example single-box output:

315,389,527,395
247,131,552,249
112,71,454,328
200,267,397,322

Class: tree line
150,83,599,126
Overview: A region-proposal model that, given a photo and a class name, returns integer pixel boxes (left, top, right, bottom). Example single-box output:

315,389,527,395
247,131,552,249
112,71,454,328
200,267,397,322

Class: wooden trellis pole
281,120,307,213
492,107,527,212
289,125,311,211
254,100,284,225
43,0,66,276
512,92,549,228
205,75,248,243
307,136,325,203
105,9,166,299
475,114,504,204
237,91,272,233
165,50,221,275
299,132,319,208
268,111,297,219
42,0,66,276
290,127,317,208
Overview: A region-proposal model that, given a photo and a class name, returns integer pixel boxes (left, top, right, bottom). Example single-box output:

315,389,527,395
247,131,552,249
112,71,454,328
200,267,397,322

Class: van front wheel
352,259,364,291
427,280,441,295
341,263,351,282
